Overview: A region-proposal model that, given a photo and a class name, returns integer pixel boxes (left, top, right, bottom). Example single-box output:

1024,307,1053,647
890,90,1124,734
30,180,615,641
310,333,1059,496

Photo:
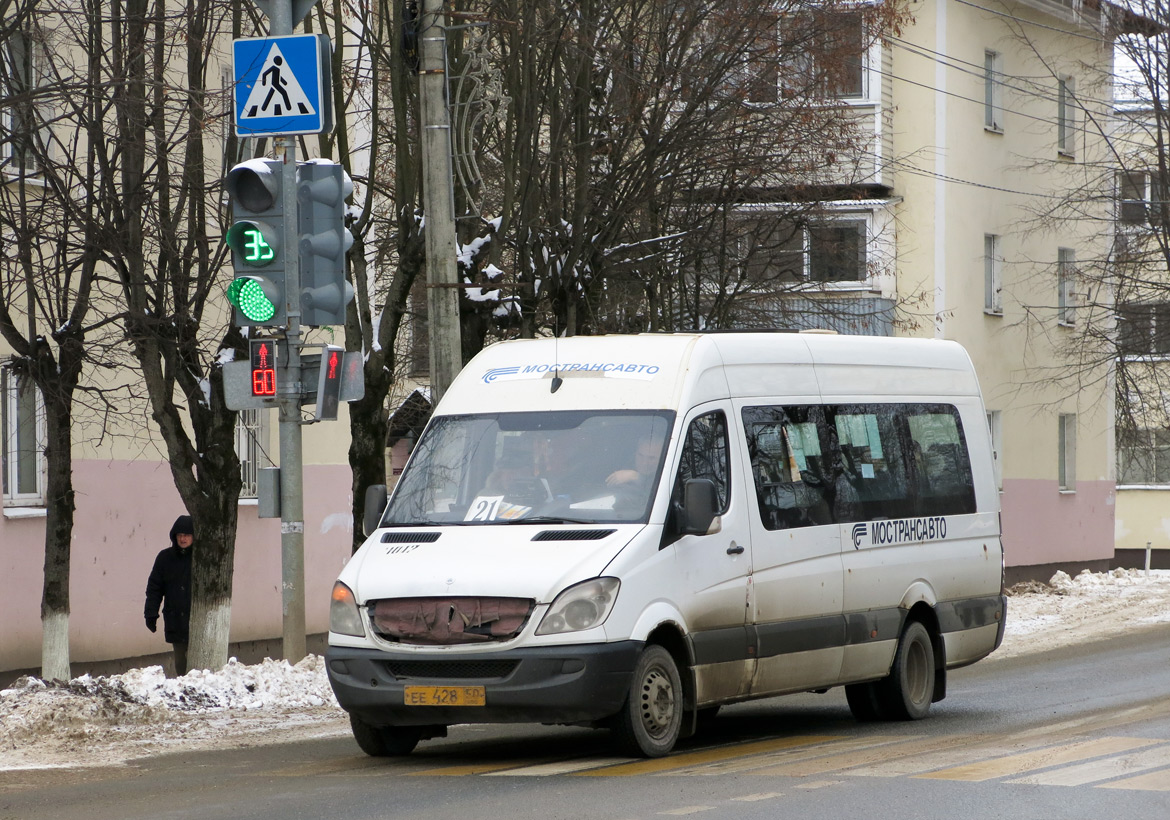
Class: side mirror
680,478,721,536
363,484,388,537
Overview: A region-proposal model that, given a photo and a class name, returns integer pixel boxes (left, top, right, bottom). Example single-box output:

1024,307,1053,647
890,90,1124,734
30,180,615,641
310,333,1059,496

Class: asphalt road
3,627,1169,820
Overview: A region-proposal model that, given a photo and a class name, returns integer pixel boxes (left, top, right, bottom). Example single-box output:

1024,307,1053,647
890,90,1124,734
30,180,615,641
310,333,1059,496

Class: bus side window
742,406,832,530
906,408,976,516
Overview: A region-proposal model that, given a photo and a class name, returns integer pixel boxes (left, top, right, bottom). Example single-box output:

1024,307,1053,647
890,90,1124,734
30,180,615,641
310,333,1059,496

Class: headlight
330,581,365,637
536,578,620,636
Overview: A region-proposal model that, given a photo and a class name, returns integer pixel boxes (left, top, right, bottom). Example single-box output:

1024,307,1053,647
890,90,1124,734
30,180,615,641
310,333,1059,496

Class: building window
1,29,41,174
1118,428,1170,485
235,408,271,499
1117,302,1170,356
809,220,867,282
1057,247,1075,326
1,365,45,504
986,409,1003,491
1057,75,1076,157
984,50,1003,132
1058,413,1076,490
984,234,1002,314
1118,171,1149,224
781,10,866,100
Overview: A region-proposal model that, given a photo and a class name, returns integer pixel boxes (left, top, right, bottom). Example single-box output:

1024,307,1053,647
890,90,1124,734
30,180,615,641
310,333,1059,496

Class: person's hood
169,515,194,549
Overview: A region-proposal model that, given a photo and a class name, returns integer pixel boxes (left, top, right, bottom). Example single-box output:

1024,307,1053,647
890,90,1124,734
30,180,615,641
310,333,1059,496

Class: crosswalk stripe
748,734,963,778
411,760,545,776
913,737,1162,782
1097,769,1170,791
1007,744,1170,787
572,736,841,777
484,757,634,776
731,792,784,801
666,735,920,776
842,732,1065,778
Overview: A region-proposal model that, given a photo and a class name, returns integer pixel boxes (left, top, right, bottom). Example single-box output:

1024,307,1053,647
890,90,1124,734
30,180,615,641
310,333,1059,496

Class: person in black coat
144,515,194,676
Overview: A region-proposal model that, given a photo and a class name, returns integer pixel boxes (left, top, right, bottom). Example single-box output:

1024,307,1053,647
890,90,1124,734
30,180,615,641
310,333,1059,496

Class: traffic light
225,159,286,326
316,345,344,421
297,160,354,327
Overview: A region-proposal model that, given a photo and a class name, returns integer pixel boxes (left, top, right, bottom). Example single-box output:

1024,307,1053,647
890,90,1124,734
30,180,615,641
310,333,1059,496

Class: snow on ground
2,568,1169,772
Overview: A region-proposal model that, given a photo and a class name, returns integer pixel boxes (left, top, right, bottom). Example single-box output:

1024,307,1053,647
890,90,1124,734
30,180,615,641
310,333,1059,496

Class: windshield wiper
495,515,599,525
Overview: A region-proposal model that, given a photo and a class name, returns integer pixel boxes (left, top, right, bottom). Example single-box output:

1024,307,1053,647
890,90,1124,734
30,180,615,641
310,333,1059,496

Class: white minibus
326,332,1006,757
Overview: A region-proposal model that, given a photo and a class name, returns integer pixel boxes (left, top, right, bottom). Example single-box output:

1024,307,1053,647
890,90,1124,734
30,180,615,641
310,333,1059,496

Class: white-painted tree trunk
40,609,71,682
187,598,231,672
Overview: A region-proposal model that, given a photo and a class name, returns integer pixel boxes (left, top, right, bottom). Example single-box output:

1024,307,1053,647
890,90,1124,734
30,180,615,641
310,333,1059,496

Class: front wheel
349,715,423,757
612,645,683,758
876,620,935,720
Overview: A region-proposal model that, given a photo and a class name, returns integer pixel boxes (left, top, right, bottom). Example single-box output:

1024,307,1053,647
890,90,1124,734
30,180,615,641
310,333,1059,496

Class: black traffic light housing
225,160,286,325
297,161,354,327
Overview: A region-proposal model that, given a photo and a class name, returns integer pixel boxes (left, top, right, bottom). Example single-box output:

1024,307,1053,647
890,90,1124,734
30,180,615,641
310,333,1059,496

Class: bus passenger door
738,402,845,696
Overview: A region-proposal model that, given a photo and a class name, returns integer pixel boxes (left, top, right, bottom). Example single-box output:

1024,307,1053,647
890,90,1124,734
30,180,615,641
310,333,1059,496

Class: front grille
532,529,616,541
383,659,519,680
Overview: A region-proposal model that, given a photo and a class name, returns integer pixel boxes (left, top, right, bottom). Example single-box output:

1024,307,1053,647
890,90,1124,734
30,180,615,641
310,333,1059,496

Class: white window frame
1058,413,1076,491
2,364,46,506
984,50,1003,132
986,410,1003,491
779,8,870,104
807,216,870,287
1057,75,1076,157
235,407,271,500
1,28,42,176
1058,247,1076,326
984,234,1002,315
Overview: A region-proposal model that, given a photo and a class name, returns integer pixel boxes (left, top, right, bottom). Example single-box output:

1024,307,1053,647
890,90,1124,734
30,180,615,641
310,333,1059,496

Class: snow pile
0,656,345,770
2,569,1169,770
997,568,1170,658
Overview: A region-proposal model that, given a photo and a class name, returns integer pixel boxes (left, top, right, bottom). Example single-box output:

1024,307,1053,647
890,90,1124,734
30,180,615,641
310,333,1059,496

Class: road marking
411,760,544,776
842,733,1060,778
573,736,840,777
914,737,1162,782
731,792,784,801
668,735,918,776
658,807,714,815
1097,769,1170,791
794,779,840,789
484,757,633,776
1007,744,1170,787
749,734,962,777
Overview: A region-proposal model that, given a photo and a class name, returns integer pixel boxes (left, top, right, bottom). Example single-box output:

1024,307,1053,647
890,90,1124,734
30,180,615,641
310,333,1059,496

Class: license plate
403,685,486,707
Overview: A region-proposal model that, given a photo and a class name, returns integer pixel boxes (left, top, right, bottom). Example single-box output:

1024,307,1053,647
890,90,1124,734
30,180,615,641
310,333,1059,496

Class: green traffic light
228,277,277,323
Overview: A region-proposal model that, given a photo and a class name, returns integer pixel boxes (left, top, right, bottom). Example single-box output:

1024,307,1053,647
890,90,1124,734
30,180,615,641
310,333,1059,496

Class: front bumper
326,641,642,728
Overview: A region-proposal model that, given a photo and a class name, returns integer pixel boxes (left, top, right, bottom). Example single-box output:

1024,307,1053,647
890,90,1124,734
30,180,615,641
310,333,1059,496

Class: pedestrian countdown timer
250,339,278,397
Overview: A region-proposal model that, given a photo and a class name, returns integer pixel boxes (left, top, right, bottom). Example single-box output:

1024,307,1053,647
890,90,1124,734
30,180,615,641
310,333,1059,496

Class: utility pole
270,0,306,664
418,0,462,403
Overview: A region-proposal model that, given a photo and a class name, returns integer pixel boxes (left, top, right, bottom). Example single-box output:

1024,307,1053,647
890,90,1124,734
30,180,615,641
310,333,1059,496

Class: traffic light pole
271,1,307,664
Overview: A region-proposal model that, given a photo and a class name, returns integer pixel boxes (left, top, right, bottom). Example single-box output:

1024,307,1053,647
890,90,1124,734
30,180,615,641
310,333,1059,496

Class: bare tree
0,0,147,681
444,0,909,342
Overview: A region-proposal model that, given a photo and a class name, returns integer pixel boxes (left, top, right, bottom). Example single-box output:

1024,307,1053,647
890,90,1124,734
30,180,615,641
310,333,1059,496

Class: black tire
349,714,423,757
876,620,935,720
845,680,886,722
613,645,683,758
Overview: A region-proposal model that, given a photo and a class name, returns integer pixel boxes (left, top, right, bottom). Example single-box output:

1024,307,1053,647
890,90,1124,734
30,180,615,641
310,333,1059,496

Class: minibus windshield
382,410,674,526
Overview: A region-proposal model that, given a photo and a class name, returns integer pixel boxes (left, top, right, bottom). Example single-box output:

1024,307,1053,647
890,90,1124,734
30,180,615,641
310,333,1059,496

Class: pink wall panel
1,459,354,673
999,478,1115,568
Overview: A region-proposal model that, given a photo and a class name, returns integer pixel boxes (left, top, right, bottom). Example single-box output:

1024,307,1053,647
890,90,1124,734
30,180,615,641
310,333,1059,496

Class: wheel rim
638,663,677,739
905,637,930,705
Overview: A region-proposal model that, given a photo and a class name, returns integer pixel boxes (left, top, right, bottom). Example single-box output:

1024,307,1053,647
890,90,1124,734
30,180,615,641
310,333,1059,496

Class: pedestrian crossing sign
233,34,333,137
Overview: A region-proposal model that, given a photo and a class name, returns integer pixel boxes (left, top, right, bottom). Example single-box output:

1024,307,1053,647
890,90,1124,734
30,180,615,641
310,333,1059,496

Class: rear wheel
613,645,683,758
349,715,423,757
876,620,935,720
